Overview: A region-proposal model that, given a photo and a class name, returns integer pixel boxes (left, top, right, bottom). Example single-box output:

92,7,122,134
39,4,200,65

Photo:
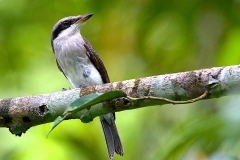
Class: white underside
53,31,103,88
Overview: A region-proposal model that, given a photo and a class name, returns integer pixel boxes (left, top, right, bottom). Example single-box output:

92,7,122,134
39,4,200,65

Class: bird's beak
76,13,94,24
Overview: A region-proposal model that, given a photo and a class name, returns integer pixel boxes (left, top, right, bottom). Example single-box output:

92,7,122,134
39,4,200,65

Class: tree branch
1,65,240,135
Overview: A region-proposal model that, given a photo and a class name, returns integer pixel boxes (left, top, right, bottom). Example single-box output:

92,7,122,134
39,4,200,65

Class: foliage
0,0,240,160
47,91,126,136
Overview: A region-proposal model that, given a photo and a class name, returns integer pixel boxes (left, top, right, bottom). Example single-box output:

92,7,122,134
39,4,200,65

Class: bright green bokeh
0,0,240,160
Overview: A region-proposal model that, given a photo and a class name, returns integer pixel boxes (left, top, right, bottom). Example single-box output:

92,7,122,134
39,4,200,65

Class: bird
51,13,124,159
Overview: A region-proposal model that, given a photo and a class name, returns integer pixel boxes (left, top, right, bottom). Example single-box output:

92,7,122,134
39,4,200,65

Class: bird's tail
100,113,124,160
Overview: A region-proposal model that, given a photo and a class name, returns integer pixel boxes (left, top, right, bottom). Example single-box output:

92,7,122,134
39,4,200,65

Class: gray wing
83,37,110,83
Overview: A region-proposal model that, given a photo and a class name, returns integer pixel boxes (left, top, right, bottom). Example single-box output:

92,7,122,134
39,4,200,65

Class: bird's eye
62,21,70,26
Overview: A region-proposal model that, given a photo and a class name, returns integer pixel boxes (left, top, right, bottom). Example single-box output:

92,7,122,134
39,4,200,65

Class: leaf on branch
70,90,127,114
47,90,127,137
47,116,65,137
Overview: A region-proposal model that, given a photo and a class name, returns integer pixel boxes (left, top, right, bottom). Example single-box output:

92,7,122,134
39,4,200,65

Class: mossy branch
0,65,240,135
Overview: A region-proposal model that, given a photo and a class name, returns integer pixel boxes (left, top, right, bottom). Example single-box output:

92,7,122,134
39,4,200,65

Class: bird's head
51,13,93,42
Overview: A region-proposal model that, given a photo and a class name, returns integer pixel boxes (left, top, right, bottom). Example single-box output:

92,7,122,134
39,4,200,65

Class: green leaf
46,116,65,138
69,90,127,115
47,90,126,137
70,93,103,109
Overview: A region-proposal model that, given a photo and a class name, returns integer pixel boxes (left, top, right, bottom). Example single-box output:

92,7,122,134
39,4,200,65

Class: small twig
127,90,209,104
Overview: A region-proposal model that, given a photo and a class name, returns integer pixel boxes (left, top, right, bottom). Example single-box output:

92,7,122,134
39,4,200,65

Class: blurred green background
1,0,240,160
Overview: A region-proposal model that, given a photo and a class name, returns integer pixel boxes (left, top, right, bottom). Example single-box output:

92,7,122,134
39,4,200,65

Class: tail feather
111,120,124,156
100,113,124,159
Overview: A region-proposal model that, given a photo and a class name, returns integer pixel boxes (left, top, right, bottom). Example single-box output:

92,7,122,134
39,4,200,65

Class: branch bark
1,65,240,135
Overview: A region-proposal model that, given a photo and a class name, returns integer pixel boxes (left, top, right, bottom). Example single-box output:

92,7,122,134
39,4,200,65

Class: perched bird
51,13,123,159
